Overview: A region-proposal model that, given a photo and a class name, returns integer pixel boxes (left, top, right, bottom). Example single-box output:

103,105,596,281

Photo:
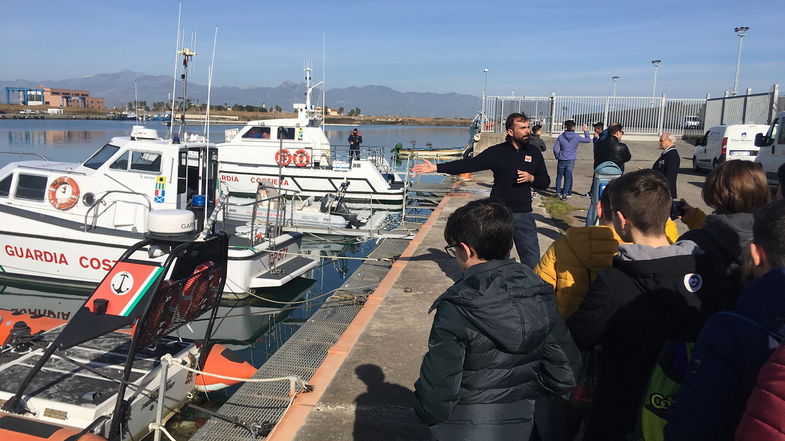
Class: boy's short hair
444,198,513,260
702,160,770,214
609,169,671,236
593,122,604,130
608,124,624,136
564,120,576,131
753,200,785,267
599,178,617,222
532,124,543,133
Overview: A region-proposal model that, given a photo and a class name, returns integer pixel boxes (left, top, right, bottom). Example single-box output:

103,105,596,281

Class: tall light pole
611,75,619,97
481,67,489,126
731,26,750,96
651,60,661,97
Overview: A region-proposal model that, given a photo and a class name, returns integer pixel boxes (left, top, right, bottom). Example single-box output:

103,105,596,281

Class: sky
1,0,783,99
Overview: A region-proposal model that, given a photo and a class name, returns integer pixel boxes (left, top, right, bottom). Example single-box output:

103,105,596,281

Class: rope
231,282,379,305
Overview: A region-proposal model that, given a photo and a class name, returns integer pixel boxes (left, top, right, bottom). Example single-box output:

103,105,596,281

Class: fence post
603,96,610,126
720,91,728,125
549,93,557,133
769,83,780,124
742,88,751,123
657,94,666,135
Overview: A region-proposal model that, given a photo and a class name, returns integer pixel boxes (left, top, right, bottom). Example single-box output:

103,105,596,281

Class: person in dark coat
414,198,581,441
665,200,785,441
529,124,547,152
678,160,771,317
411,113,550,269
566,170,706,441
348,128,362,160
594,124,631,172
653,132,680,198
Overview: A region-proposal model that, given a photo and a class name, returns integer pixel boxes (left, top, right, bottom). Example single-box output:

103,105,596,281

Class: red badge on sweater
524,155,532,162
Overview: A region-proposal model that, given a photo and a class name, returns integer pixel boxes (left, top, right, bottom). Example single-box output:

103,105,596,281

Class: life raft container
47,176,80,210
275,149,292,167
194,343,256,392
0,414,106,441
293,149,310,167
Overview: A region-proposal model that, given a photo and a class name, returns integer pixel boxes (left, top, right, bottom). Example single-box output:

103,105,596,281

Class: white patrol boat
0,126,317,298
216,68,407,206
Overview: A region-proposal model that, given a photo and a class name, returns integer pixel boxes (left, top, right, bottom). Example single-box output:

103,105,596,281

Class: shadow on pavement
400,248,461,282
353,364,429,441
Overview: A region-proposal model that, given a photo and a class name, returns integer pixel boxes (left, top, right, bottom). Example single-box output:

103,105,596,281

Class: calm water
0,118,464,371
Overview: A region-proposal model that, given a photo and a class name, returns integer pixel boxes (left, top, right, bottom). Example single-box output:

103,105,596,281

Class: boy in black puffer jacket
414,198,581,441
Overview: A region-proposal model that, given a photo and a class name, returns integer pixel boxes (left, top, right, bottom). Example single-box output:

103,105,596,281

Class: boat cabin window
109,150,161,173
83,143,121,170
15,174,47,201
0,175,11,197
242,127,271,139
278,127,295,140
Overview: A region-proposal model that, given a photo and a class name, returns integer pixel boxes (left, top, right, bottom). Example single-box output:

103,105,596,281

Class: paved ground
275,139,711,441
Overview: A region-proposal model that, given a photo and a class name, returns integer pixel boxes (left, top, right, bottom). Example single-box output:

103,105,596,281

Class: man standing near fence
348,128,363,161
411,113,550,269
553,120,591,200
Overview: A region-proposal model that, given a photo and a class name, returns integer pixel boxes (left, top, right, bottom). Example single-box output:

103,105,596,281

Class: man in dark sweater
653,132,680,198
411,113,550,268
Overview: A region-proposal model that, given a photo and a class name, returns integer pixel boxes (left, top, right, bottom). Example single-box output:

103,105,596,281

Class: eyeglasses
444,244,459,257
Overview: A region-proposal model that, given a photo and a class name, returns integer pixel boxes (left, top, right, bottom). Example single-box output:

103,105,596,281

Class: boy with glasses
415,198,581,440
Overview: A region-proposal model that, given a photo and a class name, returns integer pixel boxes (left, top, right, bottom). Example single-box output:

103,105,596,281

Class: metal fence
483,95,706,136
703,85,780,130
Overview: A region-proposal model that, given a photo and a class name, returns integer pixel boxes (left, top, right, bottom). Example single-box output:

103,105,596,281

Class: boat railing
220,193,293,246
0,151,51,161
83,191,152,232
330,144,392,172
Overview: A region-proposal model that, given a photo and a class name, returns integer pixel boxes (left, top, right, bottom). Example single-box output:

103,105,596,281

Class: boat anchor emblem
110,271,134,296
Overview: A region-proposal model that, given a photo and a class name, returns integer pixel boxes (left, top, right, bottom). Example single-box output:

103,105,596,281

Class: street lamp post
731,26,750,96
651,60,661,97
612,75,619,97
481,68,488,129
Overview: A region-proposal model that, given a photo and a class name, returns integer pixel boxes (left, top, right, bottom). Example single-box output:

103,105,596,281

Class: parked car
692,124,769,171
755,112,785,186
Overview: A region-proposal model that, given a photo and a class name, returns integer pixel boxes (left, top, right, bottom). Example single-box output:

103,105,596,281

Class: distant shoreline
0,104,472,127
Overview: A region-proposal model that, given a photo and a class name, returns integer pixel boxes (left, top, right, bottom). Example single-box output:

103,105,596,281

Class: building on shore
5,85,105,109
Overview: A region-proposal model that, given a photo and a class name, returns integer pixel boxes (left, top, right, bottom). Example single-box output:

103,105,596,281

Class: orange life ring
47,176,80,210
293,149,310,167
275,149,292,166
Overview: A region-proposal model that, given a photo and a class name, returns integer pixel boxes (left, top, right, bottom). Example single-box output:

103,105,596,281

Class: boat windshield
83,143,121,170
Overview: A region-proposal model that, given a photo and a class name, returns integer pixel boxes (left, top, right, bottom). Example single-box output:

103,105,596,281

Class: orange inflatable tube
0,414,106,441
0,310,67,346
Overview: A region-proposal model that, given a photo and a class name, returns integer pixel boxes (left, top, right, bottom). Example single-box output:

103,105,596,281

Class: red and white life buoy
293,149,310,167
47,176,80,210
275,149,292,166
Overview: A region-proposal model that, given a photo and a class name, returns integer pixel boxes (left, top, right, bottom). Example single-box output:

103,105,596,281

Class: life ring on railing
275,149,292,166
293,149,310,167
47,176,80,210
179,261,214,317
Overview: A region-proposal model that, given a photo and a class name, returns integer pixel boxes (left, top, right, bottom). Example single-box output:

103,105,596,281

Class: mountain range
1,70,480,118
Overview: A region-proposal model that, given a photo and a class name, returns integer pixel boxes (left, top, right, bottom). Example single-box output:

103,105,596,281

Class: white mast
168,2,182,139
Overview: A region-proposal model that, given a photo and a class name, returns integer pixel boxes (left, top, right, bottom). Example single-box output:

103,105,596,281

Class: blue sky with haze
1,0,783,99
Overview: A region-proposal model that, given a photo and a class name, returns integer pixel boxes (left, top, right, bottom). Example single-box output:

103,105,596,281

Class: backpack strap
715,311,785,342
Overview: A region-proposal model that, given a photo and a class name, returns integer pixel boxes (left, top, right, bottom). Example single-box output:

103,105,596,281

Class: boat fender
195,343,256,392
47,176,80,211
0,414,107,441
274,149,292,167
293,149,310,167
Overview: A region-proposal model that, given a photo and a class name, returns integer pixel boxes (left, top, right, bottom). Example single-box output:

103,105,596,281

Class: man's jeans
513,211,540,269
555,159,576,196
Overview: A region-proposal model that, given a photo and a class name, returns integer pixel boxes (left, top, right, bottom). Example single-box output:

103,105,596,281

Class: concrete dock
192,138,710,440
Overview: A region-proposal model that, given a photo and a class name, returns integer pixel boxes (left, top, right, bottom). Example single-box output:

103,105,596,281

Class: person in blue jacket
553,120,591,199
665,199,785,441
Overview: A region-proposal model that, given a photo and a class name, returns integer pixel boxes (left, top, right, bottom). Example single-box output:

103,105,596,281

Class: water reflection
5,129,107,147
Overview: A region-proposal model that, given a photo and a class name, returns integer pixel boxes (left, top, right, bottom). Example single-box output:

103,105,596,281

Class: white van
692,124,769,171
754,112,785,186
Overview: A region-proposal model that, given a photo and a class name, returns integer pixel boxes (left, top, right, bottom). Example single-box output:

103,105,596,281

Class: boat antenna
203,26,218,230
322,32,326,126
134,80,139,123
168,1,182,139
177,47,197,140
